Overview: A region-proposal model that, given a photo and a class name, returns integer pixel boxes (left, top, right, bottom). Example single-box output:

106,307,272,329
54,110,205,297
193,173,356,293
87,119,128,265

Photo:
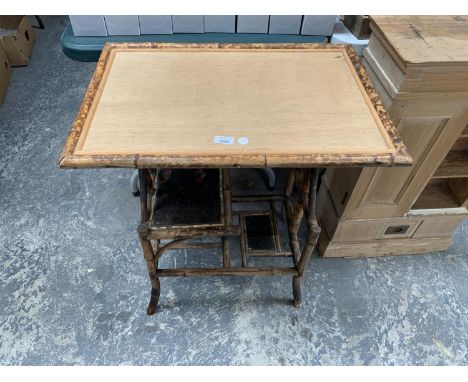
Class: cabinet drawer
331,217,422,243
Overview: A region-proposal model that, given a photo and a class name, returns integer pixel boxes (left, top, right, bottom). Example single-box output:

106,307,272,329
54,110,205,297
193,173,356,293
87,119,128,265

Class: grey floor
0,16,467,366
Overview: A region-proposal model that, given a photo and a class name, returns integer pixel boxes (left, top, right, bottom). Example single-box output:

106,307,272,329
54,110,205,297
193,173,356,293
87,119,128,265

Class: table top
59,43,411,169
370,16,468,68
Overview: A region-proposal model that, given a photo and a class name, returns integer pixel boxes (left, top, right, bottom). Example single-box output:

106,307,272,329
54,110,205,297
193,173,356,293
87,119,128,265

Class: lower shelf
412,178,468,210
433,150,468,178
412,181,459,210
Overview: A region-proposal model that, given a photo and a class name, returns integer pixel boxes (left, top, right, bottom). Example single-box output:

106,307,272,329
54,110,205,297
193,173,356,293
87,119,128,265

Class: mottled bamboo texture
58,43,412,170
137,168,322,314
57,42,411,313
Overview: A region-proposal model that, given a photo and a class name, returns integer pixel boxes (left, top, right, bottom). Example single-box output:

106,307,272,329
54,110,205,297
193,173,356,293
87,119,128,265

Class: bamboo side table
59,43,411,314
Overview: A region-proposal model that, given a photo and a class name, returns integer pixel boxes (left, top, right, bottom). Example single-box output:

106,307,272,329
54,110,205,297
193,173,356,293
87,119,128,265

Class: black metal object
33,16,45,29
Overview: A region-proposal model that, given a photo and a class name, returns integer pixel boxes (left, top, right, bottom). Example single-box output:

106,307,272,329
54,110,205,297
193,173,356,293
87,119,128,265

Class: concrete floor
0,16,467,365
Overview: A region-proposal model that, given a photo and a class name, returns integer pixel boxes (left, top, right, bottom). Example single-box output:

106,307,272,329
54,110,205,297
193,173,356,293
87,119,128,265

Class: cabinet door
342,94,468,219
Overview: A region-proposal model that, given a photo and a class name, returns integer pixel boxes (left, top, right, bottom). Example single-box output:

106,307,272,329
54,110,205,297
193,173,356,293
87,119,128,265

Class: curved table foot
146,287,160,315
292,275,302,307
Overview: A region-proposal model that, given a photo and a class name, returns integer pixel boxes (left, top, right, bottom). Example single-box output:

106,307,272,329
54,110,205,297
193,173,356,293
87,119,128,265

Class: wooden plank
59,43,411,169
79,49,390,155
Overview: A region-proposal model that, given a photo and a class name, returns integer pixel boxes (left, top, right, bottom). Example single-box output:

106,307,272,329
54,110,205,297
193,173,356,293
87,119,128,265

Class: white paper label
238,137,249,145
213,136,234,145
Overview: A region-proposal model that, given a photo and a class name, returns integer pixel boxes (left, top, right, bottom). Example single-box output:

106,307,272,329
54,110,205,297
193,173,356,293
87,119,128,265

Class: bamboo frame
222,169,232,268
238,206,292,264
156,267,298,277
58,43,412,170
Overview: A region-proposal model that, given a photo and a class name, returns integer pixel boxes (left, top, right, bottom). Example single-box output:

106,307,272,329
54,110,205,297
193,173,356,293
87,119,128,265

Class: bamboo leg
297,169,321,276
138,169,160,315
285,169,301,266
292,275,302,307
138,226,161,315
270,201,282,252
222,237,230,268
285,168,295,198
148,284,160,315
285,203,301,267
148,169,159,223
285,169,310,267
291,170,311,233
138,169,150,222
294,169,303,191
290,169,309,306
222,169,232,268
146,169,155,195
292,168,321,308
240,213,248,267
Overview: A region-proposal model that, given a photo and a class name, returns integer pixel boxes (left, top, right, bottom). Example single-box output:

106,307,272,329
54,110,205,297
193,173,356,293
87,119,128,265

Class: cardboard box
139,16,173,34
0,16,36,66
172,16,204,33
301,15,337,36
0,44,12,106
237,16,269,33
204,16,235,33
269,16,302,34
69,15,108,37
104,16,140,35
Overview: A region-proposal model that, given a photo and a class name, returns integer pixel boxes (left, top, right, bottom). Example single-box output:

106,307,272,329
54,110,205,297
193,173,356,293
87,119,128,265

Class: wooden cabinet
318,16,468,257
